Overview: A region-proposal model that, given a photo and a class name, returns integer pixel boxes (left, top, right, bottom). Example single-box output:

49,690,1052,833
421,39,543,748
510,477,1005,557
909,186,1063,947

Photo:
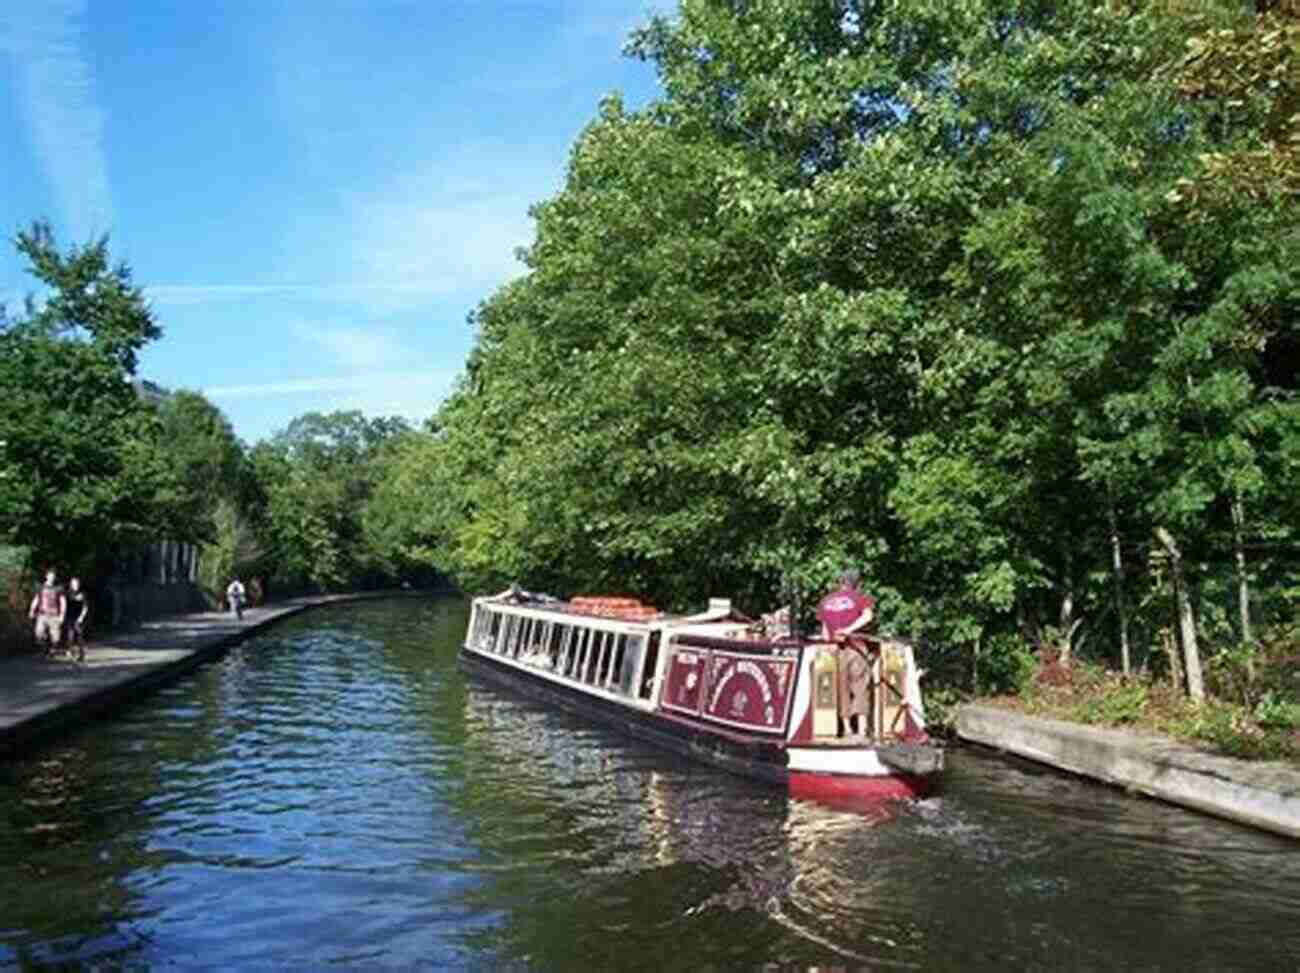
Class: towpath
957,702,1300,840
0,592,420,756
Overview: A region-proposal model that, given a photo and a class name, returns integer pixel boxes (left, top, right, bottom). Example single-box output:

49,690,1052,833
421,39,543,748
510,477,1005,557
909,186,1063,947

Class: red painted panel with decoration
700,651,796,734
661,648,708,717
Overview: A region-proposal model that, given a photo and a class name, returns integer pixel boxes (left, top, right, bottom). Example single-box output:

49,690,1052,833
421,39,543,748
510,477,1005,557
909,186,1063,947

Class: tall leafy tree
250,410,410,592
383,0,1297,699
0,223,180,571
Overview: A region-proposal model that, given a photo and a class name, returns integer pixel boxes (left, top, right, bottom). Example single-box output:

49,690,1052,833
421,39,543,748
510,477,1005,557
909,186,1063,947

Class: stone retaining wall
956,703,1300,840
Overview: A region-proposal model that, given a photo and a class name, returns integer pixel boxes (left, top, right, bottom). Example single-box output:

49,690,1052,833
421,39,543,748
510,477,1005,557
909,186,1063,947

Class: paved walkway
0,593,412,756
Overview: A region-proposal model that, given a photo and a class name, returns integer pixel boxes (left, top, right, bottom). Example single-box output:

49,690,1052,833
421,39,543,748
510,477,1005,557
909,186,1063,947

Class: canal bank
956,702,1300,840
0,590,432,756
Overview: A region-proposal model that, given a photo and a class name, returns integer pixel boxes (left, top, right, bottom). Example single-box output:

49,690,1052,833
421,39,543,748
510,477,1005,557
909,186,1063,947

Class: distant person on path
226,578,247,620
249,576,264,607
65,576,90,663
28,569,67,658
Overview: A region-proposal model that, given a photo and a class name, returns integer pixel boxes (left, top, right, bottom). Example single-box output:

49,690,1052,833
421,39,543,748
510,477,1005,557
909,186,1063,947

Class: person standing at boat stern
817,570,876,736
226,577,246,620
817,570,875,638
29,569,67,658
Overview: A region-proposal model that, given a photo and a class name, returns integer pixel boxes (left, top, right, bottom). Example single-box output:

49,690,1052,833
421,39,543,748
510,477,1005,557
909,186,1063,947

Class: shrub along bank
952,625,1300,766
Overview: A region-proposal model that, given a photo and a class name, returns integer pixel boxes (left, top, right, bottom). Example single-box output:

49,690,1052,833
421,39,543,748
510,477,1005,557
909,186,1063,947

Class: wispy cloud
143,282,460,309
289,320,405,371
352,193,533,295
206,368,458,431
0,1,111,240
206,371,451,400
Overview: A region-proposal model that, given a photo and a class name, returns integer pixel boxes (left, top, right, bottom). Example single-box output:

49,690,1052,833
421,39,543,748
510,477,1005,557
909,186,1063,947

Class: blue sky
1,1,662,442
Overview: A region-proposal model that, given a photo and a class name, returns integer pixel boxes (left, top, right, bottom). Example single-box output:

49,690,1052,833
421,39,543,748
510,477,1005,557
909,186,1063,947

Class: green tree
0,222,180,571
156,390,248,539
250,410,411,592
381,0,1297,702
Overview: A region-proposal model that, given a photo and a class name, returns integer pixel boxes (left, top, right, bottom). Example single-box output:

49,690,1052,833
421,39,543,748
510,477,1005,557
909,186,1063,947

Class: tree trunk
1231,495,1254,648
1107,498,1131,677
1059,548,1076,665
1155,527,1204,701
1162,626,1184,694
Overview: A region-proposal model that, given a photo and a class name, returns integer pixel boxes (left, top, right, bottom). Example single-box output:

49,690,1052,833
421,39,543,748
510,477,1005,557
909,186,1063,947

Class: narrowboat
460,588,943,803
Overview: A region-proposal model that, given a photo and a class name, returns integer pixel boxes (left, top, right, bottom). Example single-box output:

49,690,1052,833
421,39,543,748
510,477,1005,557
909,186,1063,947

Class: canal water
1,597,1297,970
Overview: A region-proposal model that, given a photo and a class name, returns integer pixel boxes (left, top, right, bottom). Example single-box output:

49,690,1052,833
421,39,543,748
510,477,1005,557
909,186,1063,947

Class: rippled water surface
2,597,1298,970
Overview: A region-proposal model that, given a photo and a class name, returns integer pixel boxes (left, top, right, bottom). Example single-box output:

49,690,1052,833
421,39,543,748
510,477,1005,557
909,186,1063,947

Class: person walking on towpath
225,577,246,620
65,576,90,663
28,569,67,659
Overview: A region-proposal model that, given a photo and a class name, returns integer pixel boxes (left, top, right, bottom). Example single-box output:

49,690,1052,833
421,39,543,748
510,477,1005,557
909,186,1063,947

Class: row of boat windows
470,607,661,701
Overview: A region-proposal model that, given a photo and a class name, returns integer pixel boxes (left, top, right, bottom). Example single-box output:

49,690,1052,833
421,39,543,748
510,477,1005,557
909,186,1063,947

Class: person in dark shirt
65,576,90,663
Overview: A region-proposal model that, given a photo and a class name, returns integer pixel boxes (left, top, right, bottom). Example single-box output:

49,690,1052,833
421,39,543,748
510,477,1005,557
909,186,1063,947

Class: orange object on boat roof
569,595,657,618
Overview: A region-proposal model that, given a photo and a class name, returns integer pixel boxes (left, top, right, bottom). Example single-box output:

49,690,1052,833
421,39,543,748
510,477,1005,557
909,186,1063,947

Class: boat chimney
708,598,732,614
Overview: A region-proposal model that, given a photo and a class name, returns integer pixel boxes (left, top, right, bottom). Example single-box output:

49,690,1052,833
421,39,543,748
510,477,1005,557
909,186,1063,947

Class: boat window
605,634,626,689
557,625,574,671
585,631,605,684
582,632,595,681
639,632,661,699
616,635,643,696
558,626,573,674
508,615,525,656
525,619,548,664
568,628,588,678
597,632,615,686
599,631,614,685
548,622,564,667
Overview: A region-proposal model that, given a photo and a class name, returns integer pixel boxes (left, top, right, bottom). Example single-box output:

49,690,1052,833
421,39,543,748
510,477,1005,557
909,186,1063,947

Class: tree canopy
380,0,1298,693
0,223,181,570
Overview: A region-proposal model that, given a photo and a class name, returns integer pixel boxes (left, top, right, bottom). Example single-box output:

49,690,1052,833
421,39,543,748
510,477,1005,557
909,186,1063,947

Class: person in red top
816,570,877,736
29,569,67,658
816,569,876,639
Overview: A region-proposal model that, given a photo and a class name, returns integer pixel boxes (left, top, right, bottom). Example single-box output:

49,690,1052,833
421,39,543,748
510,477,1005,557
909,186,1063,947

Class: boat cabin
466,593,927,745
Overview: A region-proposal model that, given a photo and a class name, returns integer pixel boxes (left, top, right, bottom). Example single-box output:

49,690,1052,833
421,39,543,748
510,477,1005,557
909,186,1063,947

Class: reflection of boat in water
460,680,912,966
460,589,943,802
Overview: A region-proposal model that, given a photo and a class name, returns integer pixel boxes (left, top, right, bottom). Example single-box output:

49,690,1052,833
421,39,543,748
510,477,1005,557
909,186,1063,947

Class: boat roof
477,589,753,627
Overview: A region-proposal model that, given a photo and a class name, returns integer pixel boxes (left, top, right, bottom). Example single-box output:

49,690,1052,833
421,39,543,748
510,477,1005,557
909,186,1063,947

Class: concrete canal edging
956,703,1300,840
0,590,435,757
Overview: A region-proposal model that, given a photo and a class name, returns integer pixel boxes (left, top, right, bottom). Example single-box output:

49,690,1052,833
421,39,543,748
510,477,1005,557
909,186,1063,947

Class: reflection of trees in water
1,740,163,966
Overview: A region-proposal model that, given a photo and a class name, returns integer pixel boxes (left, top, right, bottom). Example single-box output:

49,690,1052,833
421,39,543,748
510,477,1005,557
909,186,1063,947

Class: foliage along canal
1,598,1297,970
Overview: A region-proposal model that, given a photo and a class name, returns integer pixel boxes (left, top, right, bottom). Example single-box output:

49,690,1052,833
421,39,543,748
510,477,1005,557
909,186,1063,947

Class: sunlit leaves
377,0,1297,663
